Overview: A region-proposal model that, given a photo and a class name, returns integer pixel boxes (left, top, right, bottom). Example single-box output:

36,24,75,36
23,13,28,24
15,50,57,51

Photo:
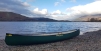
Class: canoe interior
5,29,80,45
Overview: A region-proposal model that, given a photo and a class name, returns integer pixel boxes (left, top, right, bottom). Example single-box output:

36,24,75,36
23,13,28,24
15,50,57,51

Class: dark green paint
5,29,80,45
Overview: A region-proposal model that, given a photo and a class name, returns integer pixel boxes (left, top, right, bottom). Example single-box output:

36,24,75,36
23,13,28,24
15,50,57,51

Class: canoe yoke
6,33,13,36
56,32,63,36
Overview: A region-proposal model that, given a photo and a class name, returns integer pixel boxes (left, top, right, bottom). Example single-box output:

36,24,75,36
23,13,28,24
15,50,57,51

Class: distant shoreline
0,21,101,22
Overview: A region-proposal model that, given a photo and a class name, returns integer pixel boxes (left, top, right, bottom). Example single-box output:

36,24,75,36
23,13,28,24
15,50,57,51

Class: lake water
0,22,101,39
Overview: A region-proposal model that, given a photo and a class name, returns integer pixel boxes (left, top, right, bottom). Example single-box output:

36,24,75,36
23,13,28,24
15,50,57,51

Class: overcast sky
0,0,101,20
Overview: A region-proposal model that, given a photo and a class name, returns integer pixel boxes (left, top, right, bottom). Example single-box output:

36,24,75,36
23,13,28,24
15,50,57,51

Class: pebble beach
0,30,101,51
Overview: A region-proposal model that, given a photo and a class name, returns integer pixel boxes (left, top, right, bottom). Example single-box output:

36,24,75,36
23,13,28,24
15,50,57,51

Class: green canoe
5,29,80,45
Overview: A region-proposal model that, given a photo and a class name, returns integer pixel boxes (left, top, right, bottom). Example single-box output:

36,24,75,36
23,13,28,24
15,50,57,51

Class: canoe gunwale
6,29,79,36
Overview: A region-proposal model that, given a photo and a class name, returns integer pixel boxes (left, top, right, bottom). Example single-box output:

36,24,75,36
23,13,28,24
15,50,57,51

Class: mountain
0,12,58,22
0,12,31,21
74,14,101,22
31,17,58,21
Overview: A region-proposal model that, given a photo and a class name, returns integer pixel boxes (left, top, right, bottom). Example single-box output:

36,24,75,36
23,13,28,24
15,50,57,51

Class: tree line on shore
89,18,101,22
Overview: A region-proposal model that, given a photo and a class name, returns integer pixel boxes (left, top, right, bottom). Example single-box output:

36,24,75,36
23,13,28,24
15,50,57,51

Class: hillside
0,12,31,21
74,14,101,22
0,12,101,22
0,12,58,21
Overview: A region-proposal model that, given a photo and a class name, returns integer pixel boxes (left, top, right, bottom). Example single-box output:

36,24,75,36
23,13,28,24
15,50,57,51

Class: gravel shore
0,30,101,51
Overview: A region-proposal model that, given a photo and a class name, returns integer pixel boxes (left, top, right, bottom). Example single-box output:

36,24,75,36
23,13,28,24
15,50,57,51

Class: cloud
22,2,30,7
52,1,101,20
51,10,61,15
54,2,60,6
0,0,35,17
33,8,48,15
1,0,101,21
49,10,69,20
65,1,101,20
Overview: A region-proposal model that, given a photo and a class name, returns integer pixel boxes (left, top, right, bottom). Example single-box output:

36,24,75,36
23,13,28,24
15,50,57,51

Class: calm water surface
0,22,101,39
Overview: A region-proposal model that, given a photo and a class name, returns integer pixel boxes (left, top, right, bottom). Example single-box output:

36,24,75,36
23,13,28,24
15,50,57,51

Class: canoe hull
5,29,80,45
